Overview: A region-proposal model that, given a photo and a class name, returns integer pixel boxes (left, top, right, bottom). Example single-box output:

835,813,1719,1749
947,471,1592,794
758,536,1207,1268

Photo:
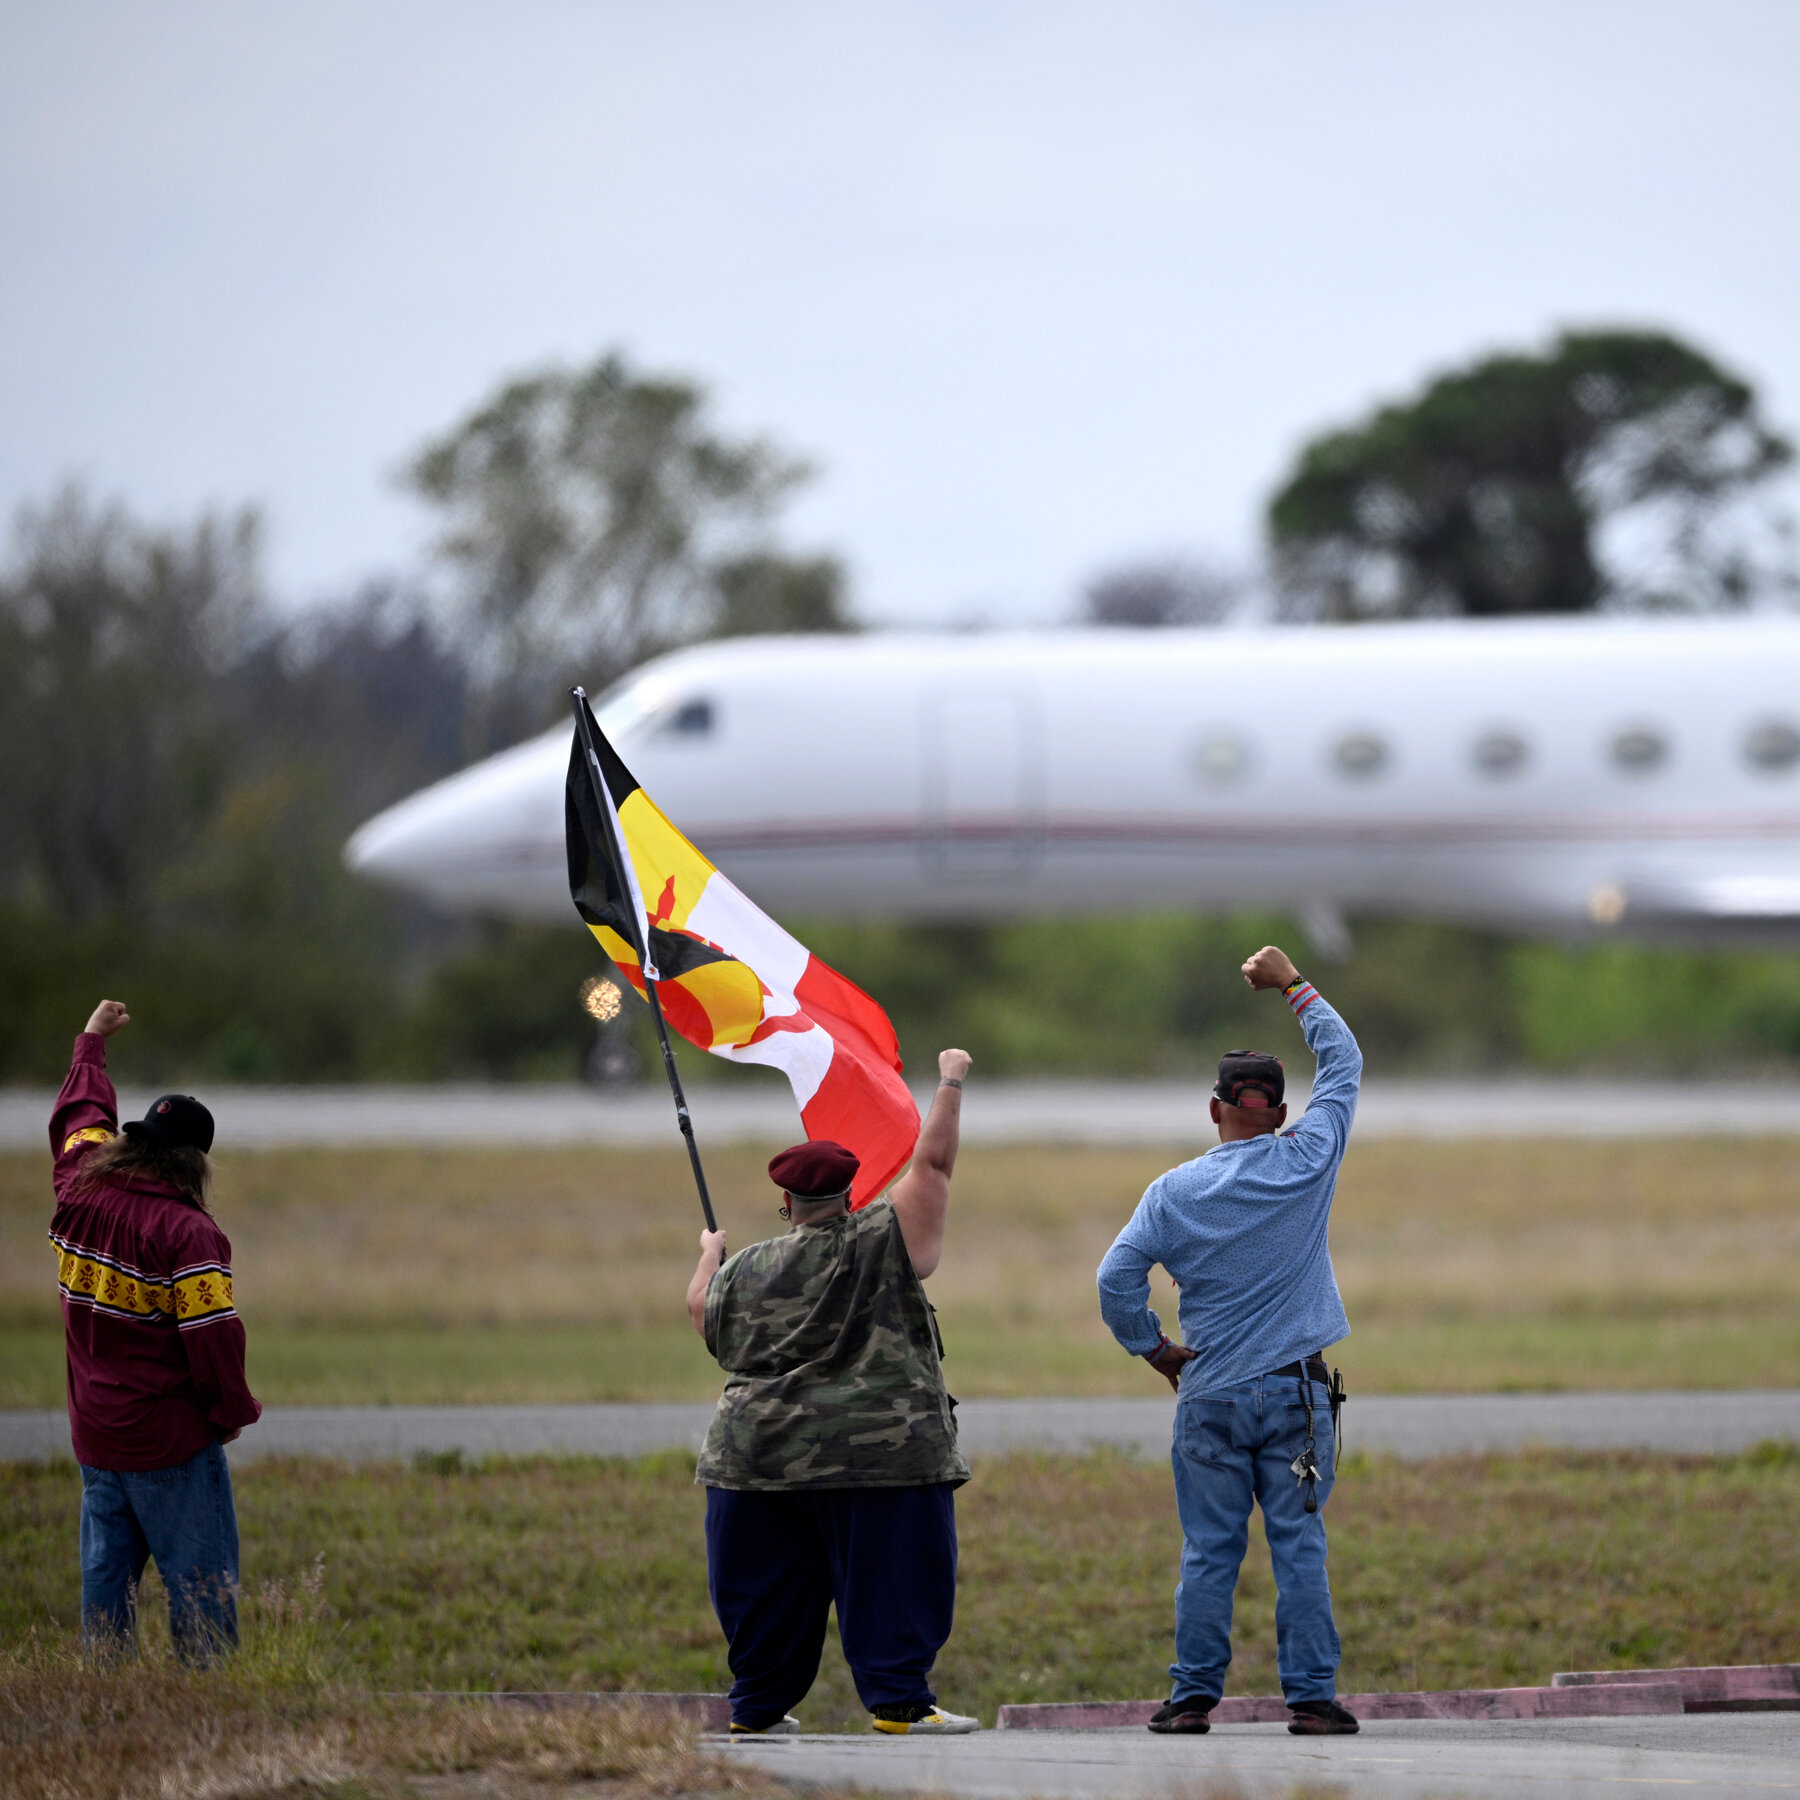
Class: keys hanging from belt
1290,1441,1322,1511
1293,1365,1321,1514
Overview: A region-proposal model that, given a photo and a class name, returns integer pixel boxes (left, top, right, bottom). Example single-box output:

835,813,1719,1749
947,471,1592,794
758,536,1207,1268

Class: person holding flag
562,689,977,1735
684,1070,978,1739
568,687,979,1728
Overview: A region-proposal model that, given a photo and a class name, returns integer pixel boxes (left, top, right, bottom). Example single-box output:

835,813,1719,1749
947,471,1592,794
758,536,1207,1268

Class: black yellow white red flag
565,693,920,1206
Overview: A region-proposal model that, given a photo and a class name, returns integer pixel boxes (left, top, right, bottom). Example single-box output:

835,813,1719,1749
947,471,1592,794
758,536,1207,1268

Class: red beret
768,1139,861,1200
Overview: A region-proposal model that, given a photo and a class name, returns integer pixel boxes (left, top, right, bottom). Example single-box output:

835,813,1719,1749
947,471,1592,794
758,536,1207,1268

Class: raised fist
938,1048,972,1083
1241,946,1300,992
84,1000,131,1039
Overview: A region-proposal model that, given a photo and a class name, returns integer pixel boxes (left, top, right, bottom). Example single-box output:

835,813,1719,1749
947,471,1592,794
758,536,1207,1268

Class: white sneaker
871,1706,980,1735
730,1714,800,1736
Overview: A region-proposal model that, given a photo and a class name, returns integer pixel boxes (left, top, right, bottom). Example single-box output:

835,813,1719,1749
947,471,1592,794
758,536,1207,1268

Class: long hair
71,1133,214,1212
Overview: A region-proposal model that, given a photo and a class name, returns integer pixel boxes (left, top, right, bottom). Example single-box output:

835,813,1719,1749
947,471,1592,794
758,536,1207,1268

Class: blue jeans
1170,1373,1340,1705
80,1442,240,1664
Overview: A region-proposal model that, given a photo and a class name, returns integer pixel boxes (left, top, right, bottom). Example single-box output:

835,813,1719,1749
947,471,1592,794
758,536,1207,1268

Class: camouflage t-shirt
696,1198,970,1491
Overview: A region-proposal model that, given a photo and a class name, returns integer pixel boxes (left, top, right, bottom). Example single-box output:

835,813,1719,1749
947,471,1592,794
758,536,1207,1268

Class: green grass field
9,1446,1800,1733
12,1137,1800,1795
8,1136,1800,1402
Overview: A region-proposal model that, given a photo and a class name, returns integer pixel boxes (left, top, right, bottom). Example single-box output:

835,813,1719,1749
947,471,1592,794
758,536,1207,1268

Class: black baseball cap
123,1094,215,1154
1214,1050,1285,1110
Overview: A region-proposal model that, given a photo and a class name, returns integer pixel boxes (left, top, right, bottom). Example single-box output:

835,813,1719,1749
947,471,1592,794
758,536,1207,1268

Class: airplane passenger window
1193,733,1248,784
1331,731,1389,780
658,698,715,738
1744,720,1800,773
1609,726,1668,774
1471,729,1529,778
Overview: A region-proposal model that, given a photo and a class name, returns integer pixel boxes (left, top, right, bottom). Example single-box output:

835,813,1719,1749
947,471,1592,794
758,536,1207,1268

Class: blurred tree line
0,352,858,1085
1267,327,1794,620
5,334,1800,1087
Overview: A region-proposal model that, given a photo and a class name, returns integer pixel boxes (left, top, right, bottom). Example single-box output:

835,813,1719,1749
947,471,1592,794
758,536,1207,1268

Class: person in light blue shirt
1098,944,1361,1738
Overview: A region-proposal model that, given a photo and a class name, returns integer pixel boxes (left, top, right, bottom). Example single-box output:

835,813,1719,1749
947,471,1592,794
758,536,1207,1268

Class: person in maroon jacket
49,998,261,1662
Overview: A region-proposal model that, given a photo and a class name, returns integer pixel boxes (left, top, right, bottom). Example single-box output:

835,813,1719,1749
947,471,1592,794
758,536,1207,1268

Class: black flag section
567,688,718,1233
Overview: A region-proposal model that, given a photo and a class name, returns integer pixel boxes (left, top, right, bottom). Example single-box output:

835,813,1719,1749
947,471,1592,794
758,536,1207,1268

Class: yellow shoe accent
871,1707,979,1735
730,1715,800,1735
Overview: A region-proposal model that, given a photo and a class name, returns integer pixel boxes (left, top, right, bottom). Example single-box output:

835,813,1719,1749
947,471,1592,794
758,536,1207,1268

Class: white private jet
344,617,1800,951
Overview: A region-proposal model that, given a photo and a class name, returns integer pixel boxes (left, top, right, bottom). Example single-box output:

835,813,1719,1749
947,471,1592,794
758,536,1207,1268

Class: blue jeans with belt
79,1442,240,1664
1170,1372,1340,1706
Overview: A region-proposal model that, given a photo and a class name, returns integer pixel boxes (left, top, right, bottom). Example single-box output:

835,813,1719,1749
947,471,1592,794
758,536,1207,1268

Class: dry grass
0,1624,764,1800
0,1638,1322,1800
7,1137,1800,1399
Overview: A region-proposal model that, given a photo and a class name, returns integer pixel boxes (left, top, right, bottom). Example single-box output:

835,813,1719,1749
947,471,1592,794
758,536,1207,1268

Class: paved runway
5,1074,1800,1149
8,1391,1800,1463
716,1715,1800,1799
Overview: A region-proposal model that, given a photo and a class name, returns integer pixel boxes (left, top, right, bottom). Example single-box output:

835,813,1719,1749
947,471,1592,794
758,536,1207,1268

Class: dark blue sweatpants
705,1483,958,1728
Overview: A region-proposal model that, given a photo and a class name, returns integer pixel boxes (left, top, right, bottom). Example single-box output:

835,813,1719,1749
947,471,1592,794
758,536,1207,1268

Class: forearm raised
889,1048,971,1279
914,1077,962,1179
1287,984,1361,1138
50,1035,117,1164
53,1002,130,1162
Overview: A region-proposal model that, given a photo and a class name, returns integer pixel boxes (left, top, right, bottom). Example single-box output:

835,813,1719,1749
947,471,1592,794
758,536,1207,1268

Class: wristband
939,1077,963,1089
1144,1332,1174,1361
1280,975,1305,994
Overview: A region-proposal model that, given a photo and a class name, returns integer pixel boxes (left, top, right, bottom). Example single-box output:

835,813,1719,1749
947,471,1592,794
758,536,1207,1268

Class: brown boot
1288,1699,1359,1735
1147,1697,1214,1734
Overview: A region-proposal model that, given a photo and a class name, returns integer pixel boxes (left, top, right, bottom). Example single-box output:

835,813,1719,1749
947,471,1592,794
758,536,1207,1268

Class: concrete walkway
716,1716,1800,1799
8,1391,1800,1463
7,1075,1800,1149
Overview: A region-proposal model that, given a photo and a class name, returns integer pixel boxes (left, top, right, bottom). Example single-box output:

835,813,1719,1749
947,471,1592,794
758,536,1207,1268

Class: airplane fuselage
344,619,1800,942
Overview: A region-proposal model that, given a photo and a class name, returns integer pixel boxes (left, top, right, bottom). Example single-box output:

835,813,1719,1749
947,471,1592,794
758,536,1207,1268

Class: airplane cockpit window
1331,731,1389,780
1609,726,1668,775
1193,733,1249,784
590,679,660,743
1471,729,1529,779
656,697,716,739
1743,720,1800,773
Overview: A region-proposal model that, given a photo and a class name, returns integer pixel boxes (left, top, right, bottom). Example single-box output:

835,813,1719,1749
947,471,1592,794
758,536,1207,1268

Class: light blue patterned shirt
1097,981,1360,1396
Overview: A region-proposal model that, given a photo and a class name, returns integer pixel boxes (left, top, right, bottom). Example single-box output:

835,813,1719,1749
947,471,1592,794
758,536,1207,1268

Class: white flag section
682,878,836,1103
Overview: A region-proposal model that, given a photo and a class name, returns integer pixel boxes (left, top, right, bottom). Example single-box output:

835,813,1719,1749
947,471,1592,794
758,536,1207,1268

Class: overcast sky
3,1,1797,626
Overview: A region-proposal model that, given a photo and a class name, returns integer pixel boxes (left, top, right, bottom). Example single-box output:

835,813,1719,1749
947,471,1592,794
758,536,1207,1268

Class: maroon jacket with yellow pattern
48,1034,260,1470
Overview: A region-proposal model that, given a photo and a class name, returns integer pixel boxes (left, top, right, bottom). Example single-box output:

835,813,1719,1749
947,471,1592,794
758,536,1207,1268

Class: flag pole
571,689,719,1234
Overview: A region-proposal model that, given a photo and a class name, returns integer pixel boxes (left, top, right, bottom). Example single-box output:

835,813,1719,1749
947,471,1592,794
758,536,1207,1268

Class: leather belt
1271,1356,1331,1382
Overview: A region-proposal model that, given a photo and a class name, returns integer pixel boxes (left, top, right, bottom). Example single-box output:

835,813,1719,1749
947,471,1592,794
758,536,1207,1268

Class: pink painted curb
1338,1684,1684,1722
1553,1663,1800,1712
996,1682,1685,1729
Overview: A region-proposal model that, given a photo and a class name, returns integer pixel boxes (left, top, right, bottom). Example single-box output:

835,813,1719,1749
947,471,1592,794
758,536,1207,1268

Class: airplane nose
342,729,570,918
342,802,435,888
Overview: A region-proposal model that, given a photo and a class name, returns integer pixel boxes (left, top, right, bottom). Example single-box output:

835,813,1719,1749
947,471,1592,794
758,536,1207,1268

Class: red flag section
790,958,920,1208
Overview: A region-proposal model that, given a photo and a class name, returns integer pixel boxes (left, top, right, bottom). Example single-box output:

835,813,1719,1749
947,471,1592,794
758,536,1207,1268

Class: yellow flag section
565,700,921,1206
595,787,774,1049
